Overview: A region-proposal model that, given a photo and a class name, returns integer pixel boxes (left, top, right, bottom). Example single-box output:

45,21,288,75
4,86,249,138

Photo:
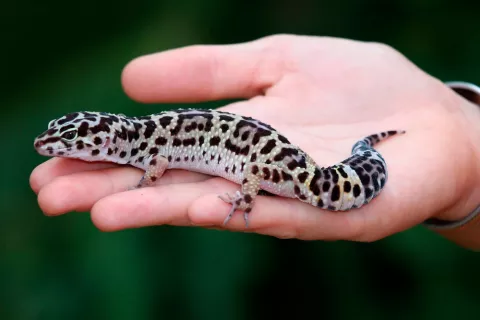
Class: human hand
30,34,480,243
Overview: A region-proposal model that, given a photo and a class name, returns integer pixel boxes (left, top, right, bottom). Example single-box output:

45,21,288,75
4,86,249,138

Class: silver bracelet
422,81,480,229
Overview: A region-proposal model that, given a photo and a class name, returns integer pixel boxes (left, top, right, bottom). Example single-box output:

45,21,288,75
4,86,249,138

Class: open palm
30,34,480,241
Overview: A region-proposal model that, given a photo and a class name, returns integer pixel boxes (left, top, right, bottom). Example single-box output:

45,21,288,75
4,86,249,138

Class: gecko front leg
133,154,169,189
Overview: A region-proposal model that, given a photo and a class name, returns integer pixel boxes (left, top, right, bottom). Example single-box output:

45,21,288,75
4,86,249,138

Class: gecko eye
61,129,78,141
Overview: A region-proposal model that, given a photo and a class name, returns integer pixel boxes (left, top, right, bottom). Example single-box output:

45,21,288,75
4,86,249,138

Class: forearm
425,82,480,251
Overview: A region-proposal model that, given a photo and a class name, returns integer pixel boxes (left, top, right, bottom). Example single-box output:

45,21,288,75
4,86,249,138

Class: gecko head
33,111,119,159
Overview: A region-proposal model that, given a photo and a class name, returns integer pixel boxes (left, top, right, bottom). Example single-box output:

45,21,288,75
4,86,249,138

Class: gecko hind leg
218,191,251,226
219,163,273,228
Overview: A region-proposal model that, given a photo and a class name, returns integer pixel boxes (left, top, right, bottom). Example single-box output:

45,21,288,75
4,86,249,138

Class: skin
30,34,480,249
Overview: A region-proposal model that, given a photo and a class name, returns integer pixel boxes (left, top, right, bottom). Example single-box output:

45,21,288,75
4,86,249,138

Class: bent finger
36,167,210,216
91,178,237,231
30,158,119,193
121,37,285,103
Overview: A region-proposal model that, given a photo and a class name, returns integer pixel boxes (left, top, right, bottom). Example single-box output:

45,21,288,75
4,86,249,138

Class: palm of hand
30,35,480,241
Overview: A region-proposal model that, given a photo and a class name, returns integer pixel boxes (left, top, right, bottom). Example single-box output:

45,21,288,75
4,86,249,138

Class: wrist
422,81,480,246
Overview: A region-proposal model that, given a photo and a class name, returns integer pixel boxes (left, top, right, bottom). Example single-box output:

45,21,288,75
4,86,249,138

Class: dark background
1,1,479,319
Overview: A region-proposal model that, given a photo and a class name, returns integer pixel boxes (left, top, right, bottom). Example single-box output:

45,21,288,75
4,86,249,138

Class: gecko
33,109,404,227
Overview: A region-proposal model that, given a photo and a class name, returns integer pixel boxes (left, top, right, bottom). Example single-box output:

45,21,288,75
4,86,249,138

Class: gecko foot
218,191,252,228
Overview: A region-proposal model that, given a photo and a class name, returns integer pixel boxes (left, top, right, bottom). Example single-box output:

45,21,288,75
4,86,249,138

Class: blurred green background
1,0,479,319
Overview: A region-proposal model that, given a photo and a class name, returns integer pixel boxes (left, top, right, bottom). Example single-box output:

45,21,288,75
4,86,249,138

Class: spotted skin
34,109,404,227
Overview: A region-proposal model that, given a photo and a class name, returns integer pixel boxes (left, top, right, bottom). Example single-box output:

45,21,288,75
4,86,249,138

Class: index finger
121,36,284,103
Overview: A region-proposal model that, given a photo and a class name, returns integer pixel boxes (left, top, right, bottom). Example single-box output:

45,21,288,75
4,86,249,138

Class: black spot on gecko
260,139,276,154
372,172,380,192
119,151,127,158
59,124,75,133
172,138,182,147
219,115,235,122
197,123,205,131
149,147,159,154
138,156,144,163
278,134,290,144
167,155,172,162
337,166,348,178
252,128,271,145
297,171,309,183
242,178,248,184
175,157,181,162
159,116,173,128
323,170,331,180
244,194,252,203
91,149,100,156
77,122,89,137
364,187,373,199
220,124,229,133
331,185,340,202
155,137,167,145
210,136,221,146
287,161,297,170
317,199,324,208
344,181,351,193
127,130,138,142
273,148,299,161
294,185,301,195
199,136,204,146
353,184,361,197
93,137,102,145
204,120,214,132
170,118,184,135
183,138,196,146
240,145,250,156
331,170,339,184
309,168,322,196
359,173,370,186
250,153,257,162
262,167,270,180
363,163,373,172
143,120,156,139
107,148,113,155
241,131,250,141
251,165,259,175
90,122,110,134
139,142,148,150
281,171,293,181
150,158,157,166
57,112,79,125
322,181,331,192
272,169,281,183
131,148,139,157
232,165,236,174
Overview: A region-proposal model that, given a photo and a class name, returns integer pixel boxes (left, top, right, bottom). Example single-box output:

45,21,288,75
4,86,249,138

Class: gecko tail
351,130,405,153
